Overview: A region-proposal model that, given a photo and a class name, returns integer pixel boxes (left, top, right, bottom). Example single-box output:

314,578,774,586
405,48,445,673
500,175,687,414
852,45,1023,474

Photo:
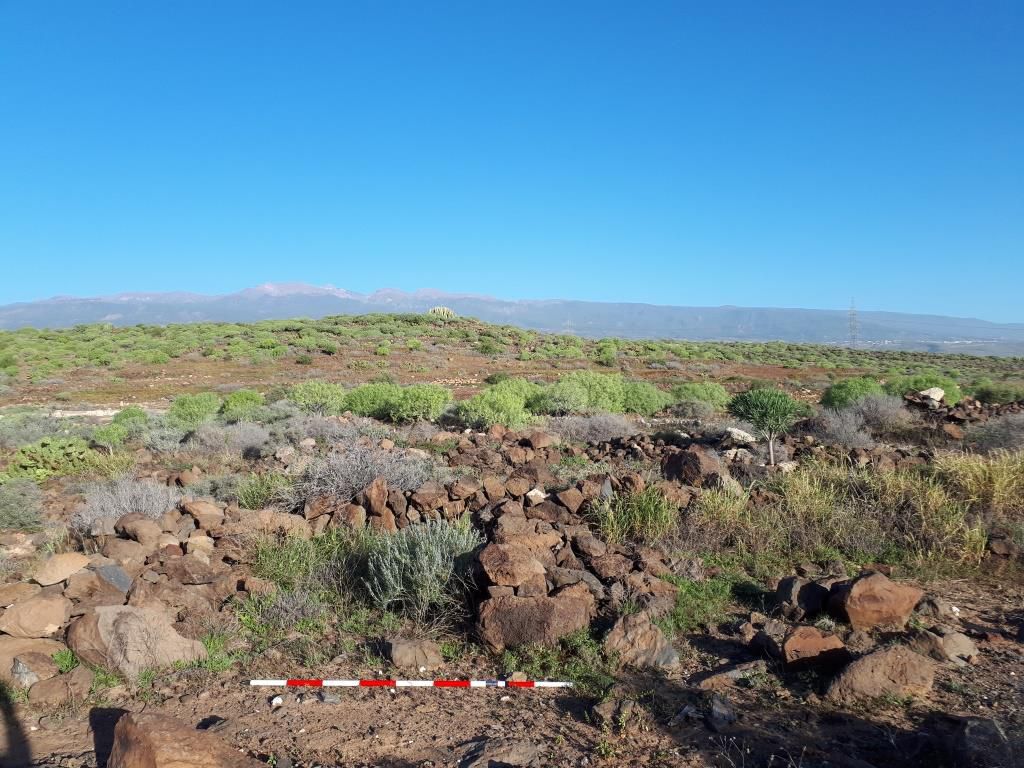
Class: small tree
728,388,803,466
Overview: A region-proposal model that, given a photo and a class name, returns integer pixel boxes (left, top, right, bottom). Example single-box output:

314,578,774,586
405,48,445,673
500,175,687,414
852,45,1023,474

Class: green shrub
1,437,97,482
288,380,348,415
728,388,803,465
52,648,79,674
970,379,1024,405
669,381,731,409
621,381,673,416
884,374,963,405
167,392,221,430
111,406,149,436
820,377,884,408
562,371,625,412
383,384,452,422
362,518,483,623
455,378,539,429
91,422,129,450
501,629,615,699
237,472,293,510
589,486,678,544
0,479,43,531
659,576,735,634
526,380,589,416
344,383,402,419
221,389,265,422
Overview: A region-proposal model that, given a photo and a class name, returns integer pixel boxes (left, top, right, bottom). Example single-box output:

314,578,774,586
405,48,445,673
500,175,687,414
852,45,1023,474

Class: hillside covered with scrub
0,312,1023,767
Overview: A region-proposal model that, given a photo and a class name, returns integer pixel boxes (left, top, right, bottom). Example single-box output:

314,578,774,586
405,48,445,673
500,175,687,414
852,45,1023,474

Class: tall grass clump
589,486,678,545
237,472,293,510
933,450,1024,519
682,462,986,570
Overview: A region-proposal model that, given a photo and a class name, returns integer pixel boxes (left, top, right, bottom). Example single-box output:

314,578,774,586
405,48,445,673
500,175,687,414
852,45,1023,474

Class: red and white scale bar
250,679,572,689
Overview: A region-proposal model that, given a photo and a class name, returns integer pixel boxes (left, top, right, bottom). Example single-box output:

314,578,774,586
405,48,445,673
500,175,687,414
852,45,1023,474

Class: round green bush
669,381,731,409
820,377,884,408
384,384,453,422
221,389,266,422
167,392,222,430
622,381,673,416
526,380,590,416
288,380,348,415
884,374,963,405
345,383,403,419
562,371,625,412
456,378,538,429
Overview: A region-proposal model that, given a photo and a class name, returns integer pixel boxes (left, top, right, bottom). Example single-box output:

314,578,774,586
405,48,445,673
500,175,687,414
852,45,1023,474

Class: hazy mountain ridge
2,284,1023,356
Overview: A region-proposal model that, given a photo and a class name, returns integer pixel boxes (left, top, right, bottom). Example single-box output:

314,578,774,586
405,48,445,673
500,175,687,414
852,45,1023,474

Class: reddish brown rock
478,543,545,587
477,584,595,651
482,475,507,501
555,487,584,515
411,481,447,512
604,612,678,669
661,445,725,487
836,572,924,630
107,712,262,767
826,646,935,704
33,552,90,586
781,626,848,670
67,605,206,678
0,593,72,638
182,500,225,530
362,477,389,517
28,665,93,707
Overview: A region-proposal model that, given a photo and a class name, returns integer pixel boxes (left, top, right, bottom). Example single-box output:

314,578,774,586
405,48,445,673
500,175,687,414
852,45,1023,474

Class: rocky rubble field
0,384,1022,768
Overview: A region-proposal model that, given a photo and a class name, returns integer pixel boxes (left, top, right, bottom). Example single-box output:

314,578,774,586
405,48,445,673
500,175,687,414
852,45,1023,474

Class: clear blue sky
1,1,1021,321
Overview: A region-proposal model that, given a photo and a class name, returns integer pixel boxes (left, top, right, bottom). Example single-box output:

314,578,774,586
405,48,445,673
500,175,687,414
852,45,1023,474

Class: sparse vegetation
0,478,44,531
73,476,182,532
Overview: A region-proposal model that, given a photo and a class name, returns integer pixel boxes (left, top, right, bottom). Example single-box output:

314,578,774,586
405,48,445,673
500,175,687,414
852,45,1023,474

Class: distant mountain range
2,283,1023,356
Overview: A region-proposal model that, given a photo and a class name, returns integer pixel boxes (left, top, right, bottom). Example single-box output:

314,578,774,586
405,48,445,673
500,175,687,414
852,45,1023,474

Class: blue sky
1,2,1021,321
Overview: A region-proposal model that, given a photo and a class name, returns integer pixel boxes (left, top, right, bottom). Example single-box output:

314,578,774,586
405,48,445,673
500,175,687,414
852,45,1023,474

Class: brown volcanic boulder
478,543,545,588
28,665,93,707
107,712,262,768
67,605,205,679
603,612,678,669
477,583,595,651
661,445,726,487
781,626,848,670
826,646,935,704
834,572,923,630
0,593,72,638
32,552,90,586
0,637,66,684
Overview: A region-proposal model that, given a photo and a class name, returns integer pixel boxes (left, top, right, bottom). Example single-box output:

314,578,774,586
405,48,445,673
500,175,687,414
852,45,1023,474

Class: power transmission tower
848,298,859,349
